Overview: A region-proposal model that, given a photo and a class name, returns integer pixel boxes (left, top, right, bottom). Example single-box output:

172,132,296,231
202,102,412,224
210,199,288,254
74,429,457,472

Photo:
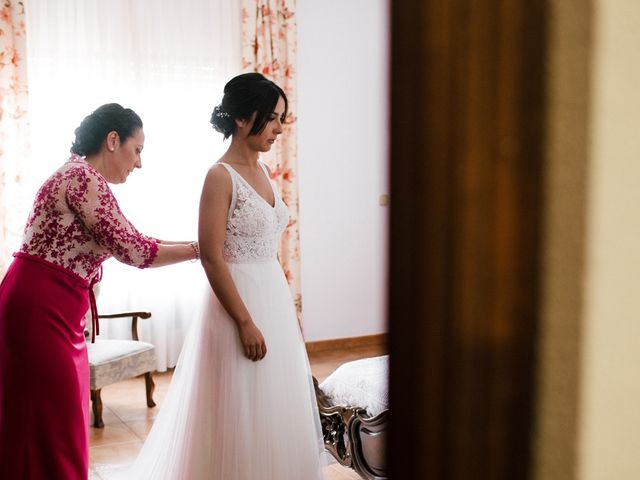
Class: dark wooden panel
388,1,547,479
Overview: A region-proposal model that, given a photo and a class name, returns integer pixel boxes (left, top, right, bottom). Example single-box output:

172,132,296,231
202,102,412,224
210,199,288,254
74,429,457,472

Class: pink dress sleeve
65,165,158,268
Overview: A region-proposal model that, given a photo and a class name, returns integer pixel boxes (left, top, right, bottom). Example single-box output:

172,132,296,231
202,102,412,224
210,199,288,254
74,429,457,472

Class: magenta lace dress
0,155,158,480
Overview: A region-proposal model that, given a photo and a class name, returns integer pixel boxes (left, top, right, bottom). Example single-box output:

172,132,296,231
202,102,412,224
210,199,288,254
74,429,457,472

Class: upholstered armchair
86,311,157,428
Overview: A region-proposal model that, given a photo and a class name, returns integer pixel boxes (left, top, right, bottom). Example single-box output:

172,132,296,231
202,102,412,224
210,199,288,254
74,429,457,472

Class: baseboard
305,333,388,354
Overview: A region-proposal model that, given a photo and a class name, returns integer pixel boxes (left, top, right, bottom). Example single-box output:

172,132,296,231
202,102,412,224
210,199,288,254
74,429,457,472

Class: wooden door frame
388,1,547,478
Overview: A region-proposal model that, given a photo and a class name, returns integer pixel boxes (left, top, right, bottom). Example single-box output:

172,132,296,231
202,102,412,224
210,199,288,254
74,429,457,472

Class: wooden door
388,1,547,478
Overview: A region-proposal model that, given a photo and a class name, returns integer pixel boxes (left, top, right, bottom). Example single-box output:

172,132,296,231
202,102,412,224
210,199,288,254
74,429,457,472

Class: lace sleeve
65,164,158,268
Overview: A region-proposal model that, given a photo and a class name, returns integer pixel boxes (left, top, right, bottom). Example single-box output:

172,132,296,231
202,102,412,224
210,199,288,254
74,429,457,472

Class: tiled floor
89,344,385,480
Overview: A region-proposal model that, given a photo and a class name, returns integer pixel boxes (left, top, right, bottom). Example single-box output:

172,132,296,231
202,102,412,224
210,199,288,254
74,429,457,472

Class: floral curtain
241,0,303,317
0,0,29,278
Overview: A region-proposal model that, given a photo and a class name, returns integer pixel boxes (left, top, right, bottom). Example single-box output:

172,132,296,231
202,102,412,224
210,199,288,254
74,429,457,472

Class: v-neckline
221,162,276,209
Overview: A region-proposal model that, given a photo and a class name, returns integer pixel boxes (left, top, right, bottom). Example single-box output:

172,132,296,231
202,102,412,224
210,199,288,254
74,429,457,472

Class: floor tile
105,402,160,423
90,440,143,465
323,463,364,479
89,421,139,447
125,418,155,441
89,405,121,427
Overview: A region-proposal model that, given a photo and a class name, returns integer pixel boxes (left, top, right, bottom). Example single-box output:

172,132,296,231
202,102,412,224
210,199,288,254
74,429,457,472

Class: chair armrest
97,311,152,341
98,312,151,320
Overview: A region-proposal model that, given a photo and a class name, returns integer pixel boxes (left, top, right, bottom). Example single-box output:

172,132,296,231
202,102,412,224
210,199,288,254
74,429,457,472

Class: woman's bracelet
189,241,200,262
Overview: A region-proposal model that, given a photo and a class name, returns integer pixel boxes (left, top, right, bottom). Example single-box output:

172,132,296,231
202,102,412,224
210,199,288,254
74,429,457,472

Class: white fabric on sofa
319,355,389,417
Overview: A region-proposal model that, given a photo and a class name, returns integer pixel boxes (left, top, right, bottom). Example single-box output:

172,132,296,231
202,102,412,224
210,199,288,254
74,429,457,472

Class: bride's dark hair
210,73,288,140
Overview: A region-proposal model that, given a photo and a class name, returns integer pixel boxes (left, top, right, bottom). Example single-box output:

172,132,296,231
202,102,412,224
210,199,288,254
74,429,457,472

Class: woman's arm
153,239,193,245
198,164,267,361
150,242,198,267
149,239,199,267
66,164,197,268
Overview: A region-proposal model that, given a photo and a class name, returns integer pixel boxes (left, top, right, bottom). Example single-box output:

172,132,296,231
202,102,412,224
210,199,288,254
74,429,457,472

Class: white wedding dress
127,162,325,480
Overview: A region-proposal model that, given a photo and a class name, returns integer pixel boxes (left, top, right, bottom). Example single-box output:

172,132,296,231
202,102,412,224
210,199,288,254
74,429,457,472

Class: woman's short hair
70,103,143,156
210,73,288,140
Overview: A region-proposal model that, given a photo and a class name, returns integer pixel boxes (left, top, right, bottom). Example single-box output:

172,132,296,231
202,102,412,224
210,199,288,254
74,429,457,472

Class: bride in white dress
128,73,325,479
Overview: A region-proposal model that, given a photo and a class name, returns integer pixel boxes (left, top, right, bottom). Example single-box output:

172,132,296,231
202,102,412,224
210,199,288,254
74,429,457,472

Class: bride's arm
198,164,267,361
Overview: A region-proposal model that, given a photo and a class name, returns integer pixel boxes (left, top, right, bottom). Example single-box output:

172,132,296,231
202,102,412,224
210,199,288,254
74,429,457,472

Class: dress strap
218,163,238,222
258,160,271,178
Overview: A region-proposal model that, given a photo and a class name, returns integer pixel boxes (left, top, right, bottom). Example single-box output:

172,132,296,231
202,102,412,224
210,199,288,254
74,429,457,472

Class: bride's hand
238,321,267,361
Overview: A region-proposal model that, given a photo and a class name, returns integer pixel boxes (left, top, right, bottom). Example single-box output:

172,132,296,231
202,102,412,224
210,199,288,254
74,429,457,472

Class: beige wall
580,0,640,478
536,1,640,479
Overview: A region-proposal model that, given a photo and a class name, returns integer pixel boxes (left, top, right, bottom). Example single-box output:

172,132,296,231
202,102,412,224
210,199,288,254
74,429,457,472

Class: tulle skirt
128,259,325,480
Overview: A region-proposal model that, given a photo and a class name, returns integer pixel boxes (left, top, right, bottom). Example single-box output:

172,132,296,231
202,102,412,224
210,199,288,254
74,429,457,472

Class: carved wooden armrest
98,311,151,319
313,376,366,467
97,311,152,341
350,409,389,479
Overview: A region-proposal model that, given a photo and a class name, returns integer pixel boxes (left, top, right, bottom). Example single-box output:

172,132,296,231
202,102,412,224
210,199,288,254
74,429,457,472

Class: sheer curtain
25,0,241,370
0,1,30,278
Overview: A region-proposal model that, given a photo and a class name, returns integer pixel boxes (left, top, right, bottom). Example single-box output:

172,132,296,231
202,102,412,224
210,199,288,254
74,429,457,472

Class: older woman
0,103,198,480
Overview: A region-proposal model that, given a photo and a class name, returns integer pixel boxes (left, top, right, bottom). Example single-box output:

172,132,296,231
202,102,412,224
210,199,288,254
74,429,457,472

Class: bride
127,73,325,479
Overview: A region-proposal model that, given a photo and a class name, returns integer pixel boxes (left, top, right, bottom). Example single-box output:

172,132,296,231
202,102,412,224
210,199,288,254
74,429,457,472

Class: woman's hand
238,321,267,361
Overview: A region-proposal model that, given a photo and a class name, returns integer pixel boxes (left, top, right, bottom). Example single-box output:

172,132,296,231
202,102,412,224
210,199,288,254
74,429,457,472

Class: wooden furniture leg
91,389,104,428
144,372,156,408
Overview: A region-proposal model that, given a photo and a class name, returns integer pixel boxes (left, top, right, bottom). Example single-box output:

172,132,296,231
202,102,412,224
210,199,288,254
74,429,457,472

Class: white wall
534,2,640,478
297,0,389,341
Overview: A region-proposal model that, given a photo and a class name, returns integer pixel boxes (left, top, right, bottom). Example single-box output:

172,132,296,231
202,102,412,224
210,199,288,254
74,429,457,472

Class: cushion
319,355,389,417
87,339,155,390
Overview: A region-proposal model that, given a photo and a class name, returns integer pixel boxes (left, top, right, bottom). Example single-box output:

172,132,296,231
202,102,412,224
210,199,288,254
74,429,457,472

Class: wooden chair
86,311,156,428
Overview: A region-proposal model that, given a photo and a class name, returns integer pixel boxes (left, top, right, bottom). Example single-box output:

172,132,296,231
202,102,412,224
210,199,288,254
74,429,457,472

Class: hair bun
210,73,287,141
210,105,234,139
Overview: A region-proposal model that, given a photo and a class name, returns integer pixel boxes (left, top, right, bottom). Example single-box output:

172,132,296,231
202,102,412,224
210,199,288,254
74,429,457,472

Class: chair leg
144,372,156,408
91,389,104,428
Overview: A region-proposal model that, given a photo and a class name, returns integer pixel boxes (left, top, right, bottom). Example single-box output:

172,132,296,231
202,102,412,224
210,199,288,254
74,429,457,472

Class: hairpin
215,107,230,119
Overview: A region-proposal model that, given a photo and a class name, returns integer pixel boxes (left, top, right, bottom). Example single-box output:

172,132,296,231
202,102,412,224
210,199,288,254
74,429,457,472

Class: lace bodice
19,155,158,281
219,162,289,263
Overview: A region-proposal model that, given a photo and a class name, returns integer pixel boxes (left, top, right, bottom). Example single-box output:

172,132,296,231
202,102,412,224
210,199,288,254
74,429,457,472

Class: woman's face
108,128,145,184
244,96,286,152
